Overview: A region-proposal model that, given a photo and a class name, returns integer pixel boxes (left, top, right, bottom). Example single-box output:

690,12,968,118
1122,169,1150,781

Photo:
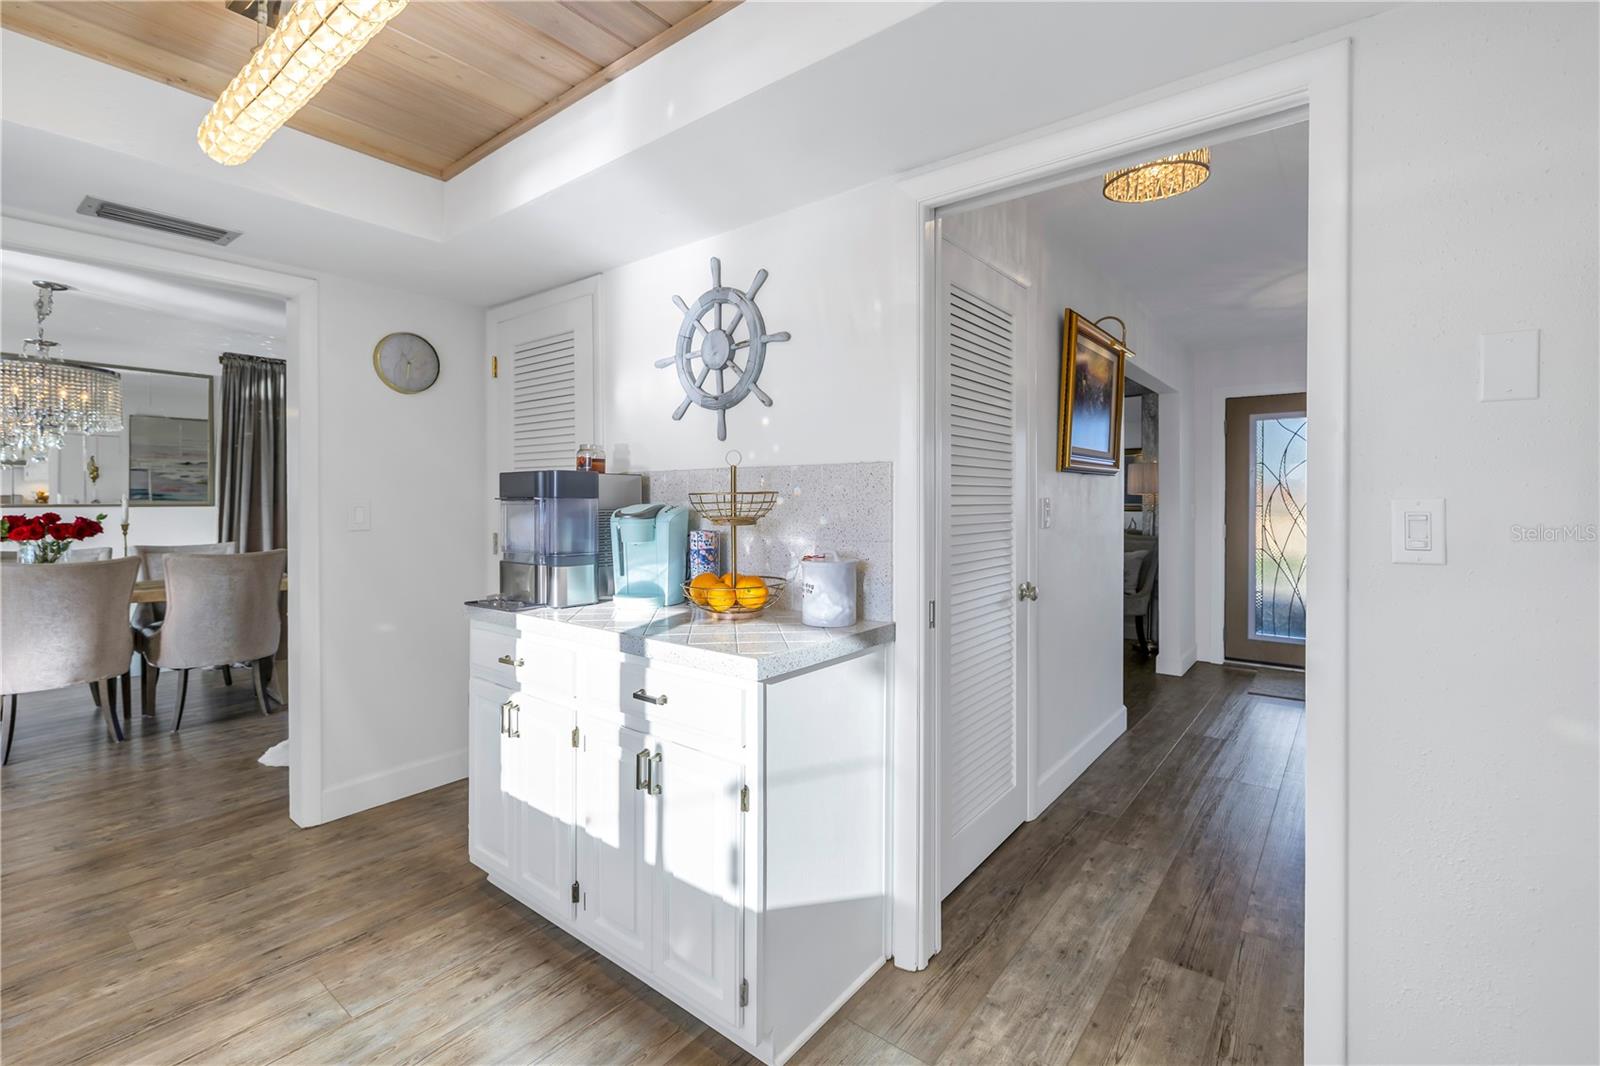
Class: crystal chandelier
0,282,124,464
198,0,409,166
1103,147,1212,204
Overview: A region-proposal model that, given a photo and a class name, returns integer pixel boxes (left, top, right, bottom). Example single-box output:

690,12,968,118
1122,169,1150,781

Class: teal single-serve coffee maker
610,503,689,608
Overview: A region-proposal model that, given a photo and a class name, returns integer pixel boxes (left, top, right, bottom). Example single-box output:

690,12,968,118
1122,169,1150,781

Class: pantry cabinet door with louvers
492,289,597,478
936,239,1030,899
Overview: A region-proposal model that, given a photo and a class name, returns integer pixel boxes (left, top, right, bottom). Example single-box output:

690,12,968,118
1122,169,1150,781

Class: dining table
130,574,290,604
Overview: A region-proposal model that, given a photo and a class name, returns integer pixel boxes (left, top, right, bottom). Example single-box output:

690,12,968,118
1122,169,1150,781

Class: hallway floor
0,658,1302,1064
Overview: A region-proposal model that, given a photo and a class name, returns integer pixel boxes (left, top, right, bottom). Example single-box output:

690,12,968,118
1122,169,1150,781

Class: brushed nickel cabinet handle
500,699,512,736
506,702,521,738
497,654,524,667
632,688,667,706
649,752,663,795
635,748,651,791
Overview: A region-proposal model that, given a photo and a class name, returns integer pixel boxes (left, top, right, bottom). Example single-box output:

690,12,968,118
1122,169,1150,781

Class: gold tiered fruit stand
682,451,786,619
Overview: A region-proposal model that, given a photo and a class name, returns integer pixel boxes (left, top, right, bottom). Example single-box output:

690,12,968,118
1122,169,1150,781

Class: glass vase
16,540,71,564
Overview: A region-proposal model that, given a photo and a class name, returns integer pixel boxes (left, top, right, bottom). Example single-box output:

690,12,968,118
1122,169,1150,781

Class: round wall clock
373,332,440,394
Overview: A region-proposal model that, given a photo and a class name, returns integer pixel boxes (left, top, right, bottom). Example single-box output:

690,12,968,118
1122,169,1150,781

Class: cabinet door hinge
570,880,580,904
491,355,499,378
739,979,749,1007
928,600,936,628
739,785,750,813
571,726,580,748
491,531,499,554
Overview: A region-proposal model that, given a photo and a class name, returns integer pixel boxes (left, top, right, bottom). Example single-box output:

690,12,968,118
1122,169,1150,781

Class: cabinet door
467,678,515,882
652,739,745,1029
574,715,652,970
508,693,576,918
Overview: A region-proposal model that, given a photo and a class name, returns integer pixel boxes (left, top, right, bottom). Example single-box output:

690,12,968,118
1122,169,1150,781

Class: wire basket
682,575,787,619
686,487,777,526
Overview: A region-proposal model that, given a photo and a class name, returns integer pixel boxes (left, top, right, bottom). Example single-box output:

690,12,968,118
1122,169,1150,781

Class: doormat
1248,670,1305,701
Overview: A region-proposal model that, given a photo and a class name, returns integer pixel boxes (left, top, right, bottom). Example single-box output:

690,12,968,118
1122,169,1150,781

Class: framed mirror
0,360,215,507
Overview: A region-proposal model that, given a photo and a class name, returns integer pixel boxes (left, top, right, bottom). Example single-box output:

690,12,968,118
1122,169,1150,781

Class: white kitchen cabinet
575,713,653,970
650,736,745,1030
508,693,576,917
467,677,515,883
466,609,893,1065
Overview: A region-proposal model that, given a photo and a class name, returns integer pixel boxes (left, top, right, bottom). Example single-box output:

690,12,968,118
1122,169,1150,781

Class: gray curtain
217,353,286,552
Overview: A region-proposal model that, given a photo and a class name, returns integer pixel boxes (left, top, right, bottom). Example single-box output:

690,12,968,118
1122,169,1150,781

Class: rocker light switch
1392,499,1444,564
348,502,371,532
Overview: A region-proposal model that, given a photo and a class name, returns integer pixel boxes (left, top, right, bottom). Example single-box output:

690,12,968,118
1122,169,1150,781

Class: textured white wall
314,276,485,817
1342,5,1599,1062
594,182,908,472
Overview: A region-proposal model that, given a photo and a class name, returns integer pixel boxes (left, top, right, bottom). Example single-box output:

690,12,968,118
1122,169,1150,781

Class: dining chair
131,542,237,628
0,556,141,764
66,547,114,561
136,550,287,730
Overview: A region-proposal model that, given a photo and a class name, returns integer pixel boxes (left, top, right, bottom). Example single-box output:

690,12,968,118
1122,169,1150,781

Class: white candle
121,493,129,523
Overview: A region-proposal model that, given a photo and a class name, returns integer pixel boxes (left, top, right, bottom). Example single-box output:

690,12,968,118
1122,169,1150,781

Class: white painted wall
1191,341,1307,664
313,276,485,819
1339,5,1598,1062
593,182,909,473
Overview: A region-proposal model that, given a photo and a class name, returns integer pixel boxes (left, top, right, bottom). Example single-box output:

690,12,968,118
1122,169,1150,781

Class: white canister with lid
799,553,858,628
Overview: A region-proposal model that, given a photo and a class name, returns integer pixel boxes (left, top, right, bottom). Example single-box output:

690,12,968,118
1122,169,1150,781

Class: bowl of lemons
683,572,786,619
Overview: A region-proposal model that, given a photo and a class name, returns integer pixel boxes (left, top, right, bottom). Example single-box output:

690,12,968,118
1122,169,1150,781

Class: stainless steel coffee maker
498,470,642,608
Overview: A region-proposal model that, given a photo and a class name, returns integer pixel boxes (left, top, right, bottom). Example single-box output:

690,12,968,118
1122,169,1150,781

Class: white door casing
937,240,1030,898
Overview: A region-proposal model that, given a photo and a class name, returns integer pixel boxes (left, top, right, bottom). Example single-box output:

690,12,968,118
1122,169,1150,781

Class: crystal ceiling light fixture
1103,147,1212,204
1,282,124,463
198,0,408,166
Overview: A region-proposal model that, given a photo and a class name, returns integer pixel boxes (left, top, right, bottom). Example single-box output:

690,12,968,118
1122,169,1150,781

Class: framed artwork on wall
1056,309,1127,473
129,414,212,504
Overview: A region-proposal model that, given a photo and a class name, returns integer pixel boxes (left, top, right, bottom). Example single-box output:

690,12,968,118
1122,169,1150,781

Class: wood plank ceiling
0,1,738,179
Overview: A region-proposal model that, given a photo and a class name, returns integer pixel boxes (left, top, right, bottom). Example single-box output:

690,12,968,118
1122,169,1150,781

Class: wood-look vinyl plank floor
1,652,1303,1065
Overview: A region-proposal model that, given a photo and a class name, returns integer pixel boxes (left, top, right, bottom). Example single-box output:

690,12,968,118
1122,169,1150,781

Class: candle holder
121,521,130,558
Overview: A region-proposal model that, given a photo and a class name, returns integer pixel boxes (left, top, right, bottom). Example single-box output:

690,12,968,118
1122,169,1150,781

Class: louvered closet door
492,292,597,477
939,240,1029,898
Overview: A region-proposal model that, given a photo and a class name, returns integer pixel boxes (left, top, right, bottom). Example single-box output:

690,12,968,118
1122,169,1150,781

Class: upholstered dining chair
0,556,141,764
66,547,114,561
137,550,286,731
131,542,237,628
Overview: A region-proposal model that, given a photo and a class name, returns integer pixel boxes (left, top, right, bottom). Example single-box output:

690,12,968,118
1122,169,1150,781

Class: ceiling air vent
76,197,243,246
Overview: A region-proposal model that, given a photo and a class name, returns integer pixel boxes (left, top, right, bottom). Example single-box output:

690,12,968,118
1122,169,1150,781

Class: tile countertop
465,602,895,683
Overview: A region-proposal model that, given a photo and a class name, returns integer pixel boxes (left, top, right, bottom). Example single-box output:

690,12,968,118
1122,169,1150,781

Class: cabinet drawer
579,654,747,746
470,625,576,699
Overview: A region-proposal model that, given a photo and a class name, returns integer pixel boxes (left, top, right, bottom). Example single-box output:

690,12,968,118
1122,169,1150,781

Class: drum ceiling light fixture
1103,147,1212,203
198,0,408,166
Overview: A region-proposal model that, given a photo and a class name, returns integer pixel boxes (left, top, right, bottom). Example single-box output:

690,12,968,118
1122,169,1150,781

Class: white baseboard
320,748,466,823
1157,644,1199,677
1033,704,1126,816
775,955,886,1066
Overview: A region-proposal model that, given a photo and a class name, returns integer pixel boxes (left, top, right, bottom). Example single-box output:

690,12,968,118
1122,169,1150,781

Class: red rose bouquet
1,512,109,563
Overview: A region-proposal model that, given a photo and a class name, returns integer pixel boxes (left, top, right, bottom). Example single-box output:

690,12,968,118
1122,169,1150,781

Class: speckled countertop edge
465,603,894,682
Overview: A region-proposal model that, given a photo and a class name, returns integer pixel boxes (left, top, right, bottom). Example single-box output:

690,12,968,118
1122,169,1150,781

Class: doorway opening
909,81,1324,1059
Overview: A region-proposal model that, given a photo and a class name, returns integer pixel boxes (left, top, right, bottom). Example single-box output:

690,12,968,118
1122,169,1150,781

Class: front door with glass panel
1224,393,1307,667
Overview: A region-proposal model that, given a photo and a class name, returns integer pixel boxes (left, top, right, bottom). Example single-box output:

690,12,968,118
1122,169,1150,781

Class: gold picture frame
1056,310,1127,473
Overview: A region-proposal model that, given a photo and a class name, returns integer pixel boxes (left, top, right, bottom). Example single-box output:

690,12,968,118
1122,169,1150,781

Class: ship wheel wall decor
655,257,790,440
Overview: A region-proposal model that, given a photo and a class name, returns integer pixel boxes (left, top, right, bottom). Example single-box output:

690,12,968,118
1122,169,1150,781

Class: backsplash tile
644,461,893,621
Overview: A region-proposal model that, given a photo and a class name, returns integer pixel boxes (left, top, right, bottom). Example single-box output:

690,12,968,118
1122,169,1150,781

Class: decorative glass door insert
1250,413,1307,642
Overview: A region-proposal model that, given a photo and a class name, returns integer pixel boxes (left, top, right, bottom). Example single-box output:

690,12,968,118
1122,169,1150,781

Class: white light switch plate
1391,498,1445,564
348,502,371,532
1479,329,1539,401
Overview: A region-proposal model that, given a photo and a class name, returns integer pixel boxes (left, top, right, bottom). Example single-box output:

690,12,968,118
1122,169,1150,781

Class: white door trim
2,214,326,827
890,39,1351,1064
